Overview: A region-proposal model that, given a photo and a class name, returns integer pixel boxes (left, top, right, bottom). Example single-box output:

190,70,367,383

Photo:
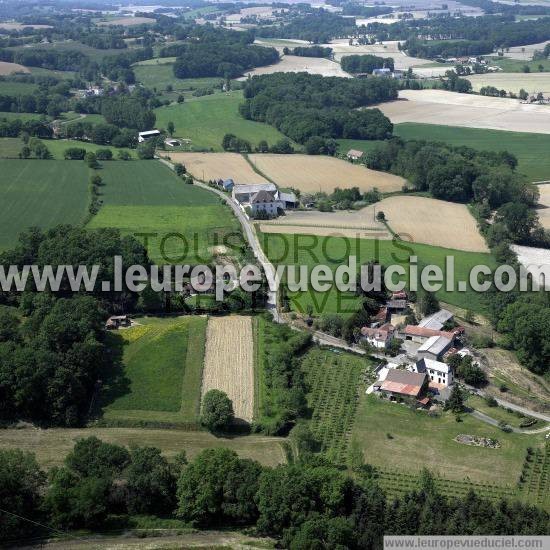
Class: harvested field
0,61,29,75
98,16,155,26
511,244,550,290
169,152,269,184
261,196,488,252
202,316,255,423
467,72,550,95
537,183,550,229
241,55,351,79
500,40,550,60
377,89,550,134
249,153,405,193
378,196,488,252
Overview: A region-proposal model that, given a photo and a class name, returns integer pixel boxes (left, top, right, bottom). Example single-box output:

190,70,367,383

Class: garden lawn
352,394,540,485
0,159,90,251
87,160,240,263
338,123,550,182
100,316,207,425
154,91,290,151
260,231,497,316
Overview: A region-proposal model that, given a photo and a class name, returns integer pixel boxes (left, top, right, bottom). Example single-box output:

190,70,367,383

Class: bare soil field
467,72,550,94
262,196,487,251
537,183,550,229
241,55,352,79
169,152,269,184
98,16,155,26
378,195,489,252
202,316,255,423
500,40,550,60
0,427,286,469
326,39,433,69
249,153,406,193
377,89,550,133
0,61,29,75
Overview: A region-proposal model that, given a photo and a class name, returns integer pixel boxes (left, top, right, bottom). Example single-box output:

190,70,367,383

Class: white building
233,183,278,204
415,357,454,387
138,130,161,143
360,323,395,349
418,309,453,331
417,335,452,361
250,189,281,217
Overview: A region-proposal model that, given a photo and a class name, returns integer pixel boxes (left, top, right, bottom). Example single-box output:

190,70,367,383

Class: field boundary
242,153,276,184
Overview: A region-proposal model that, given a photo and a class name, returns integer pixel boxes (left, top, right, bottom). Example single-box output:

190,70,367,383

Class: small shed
346,149,364,161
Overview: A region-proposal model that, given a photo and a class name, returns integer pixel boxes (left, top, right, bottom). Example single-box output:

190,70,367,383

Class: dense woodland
341,54,393,74
2,439,548,546
240,73,396,144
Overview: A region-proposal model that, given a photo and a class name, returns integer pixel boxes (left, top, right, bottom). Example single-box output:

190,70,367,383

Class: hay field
98,16,155,26
537,184,550,229
377,89,550,134
169,152,269,184
249,154,405,193
241,55,351,79
0,61,29,75
378,196,488,252
202,316,255,423
467,73,550,95
500,40,550,60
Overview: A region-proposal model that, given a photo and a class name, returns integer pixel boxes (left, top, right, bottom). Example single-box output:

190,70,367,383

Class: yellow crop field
249,154,405,193
169,152,269,184
202,316,255,423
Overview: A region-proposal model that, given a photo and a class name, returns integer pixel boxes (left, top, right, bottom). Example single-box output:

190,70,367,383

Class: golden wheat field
202,316,255,423
377,196,489,252
248,154,406,193
169,152,269,184
537,184,550,230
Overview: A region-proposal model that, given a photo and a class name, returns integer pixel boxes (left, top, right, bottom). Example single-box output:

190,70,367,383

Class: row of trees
341,54,394,74
3,438,548,545
240,73,397,144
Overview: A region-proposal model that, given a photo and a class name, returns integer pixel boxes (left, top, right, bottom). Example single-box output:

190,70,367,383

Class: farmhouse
233,183,278,204
251,189,280,217
347,149,364,161
361,323,395,349
403,325,463,344
416,357,454,387
138,130,161,143
375,369,429,403
417,335,453,361
232,183,296,216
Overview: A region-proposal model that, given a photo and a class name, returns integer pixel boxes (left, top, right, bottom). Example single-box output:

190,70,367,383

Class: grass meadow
0,159,90,251
339,123,550,182
100,316,207,426
260,231,497,316
154,91,289,151
87,160,240,263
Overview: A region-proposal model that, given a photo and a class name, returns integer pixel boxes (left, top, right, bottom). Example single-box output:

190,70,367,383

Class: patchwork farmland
202,316,255,423
249,154,405,193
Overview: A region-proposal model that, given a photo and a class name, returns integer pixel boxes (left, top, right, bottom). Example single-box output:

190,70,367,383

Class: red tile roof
404,325,460,339
380,369,427,397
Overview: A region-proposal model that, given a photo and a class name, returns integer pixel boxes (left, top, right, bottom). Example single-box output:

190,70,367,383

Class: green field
0,111,49,122
154,92,290,151
134,63,225,93
87,160,240,263
260,231,497,316
339,123,550,182
7,41,129,62
467,394,544,429
100,316,207,426
0,80,38,95
0,159,90,251
488,56,550,73
353,394,543,486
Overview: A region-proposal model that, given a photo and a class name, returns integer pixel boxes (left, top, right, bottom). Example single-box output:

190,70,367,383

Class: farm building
418,309,454,331
250,189,281,217
347,149,364,161
105,315,130,330
233,183,278,204
220,178,234,191
386,299,407,311
361,323,395,349
417,335,453,361
278,191,298,209
403,325,462,344
232,183,297,216
415,357,454,387
374,369,429,404
138,130,161,143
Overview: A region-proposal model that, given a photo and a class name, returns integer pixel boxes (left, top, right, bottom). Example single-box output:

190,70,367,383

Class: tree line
2,437,548,546
239,73,397,145
284,45,333,58
341,54,394,74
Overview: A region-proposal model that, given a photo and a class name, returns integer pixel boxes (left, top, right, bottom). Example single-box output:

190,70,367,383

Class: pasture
202,316,255,423
0,426,286,469
537,183,550,229
499,40,550,61
241,55,351,79
378,89,550,134
87,160,240,264
169,152,269,183
467,72,550,95
248,154,405,193
260,231,497,315
97,16,156,26
154,92,289,151
0,61,29,75
0,159,89,251
100,316,207,426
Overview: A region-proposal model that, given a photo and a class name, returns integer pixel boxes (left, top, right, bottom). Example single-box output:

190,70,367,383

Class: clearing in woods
248,154,405,193
169,152,269,184
99,316,207,426
0,159,90,252
0,61,30,75
377,89,550,134
202,316,255,423
241,55,351,79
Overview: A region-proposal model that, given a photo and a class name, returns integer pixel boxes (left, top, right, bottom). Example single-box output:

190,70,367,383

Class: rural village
0,0,549,548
